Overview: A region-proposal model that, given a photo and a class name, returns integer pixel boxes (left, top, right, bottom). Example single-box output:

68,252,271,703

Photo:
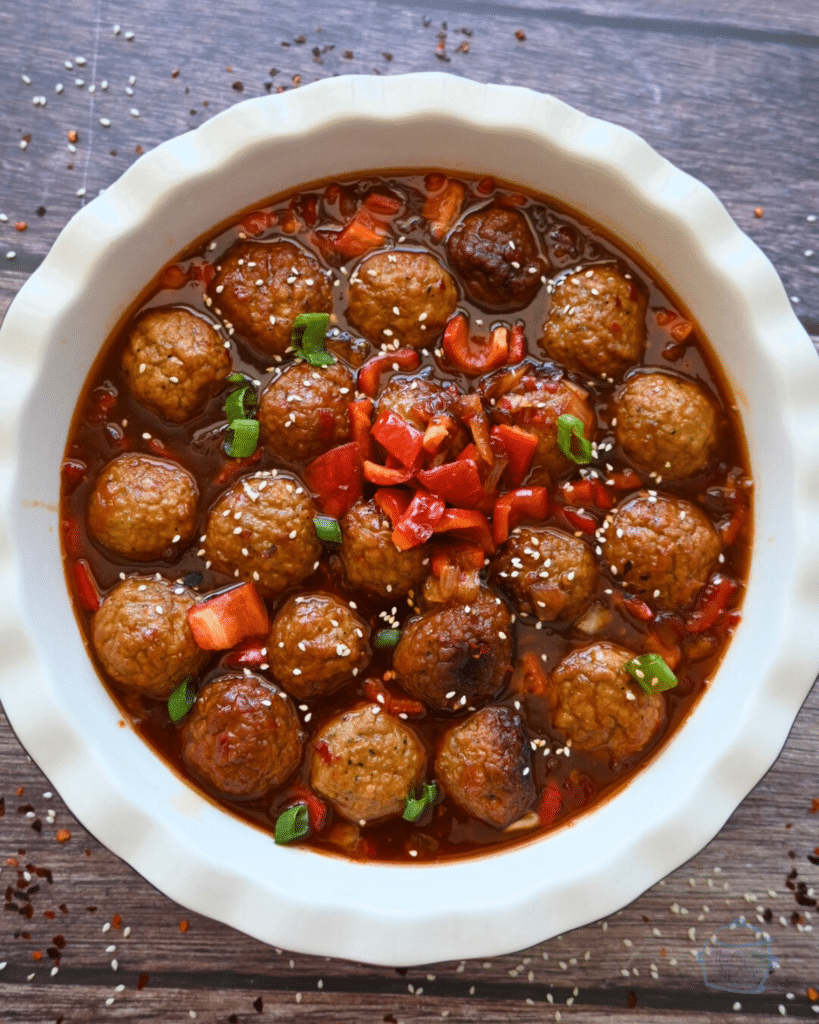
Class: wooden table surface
1,1,818,1021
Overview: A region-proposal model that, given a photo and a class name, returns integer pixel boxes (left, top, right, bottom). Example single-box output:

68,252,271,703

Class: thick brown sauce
60,171,752,863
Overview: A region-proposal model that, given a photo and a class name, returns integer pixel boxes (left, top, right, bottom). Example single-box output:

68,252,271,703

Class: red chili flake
754,206,764,218
17,786,24,796
314,739,335,764
515,29,526,40
807,986,819,1002
179,919,189,932
112,912,122,929
44,910,55,919
52,934,66,948
810,798,819,814
67,129,78,143
137,973,149,991
14,221,27,232
55,829,71,843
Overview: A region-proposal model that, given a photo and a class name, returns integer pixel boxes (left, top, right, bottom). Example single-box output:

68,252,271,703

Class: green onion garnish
224,383,257,423
373,628,402,650
226,371,247,384
313,515,342,544
624,653,678,694
403,781,438,822
557,414,593,465
274,803,310,845
291,312,335,367
225,418,260,458
168,677,196,722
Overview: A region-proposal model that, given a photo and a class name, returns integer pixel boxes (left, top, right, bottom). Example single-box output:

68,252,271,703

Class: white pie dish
1,72,818,966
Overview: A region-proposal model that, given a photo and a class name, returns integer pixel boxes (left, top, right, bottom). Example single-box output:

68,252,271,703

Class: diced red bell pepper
365,678,425,718
457,442,479,463
552,505,597,535
644,625,681,672
607,468,642,491
430,541,485,577
560,477,612,510
392,489,446,551
371,409,425,470
719,504,748,546
188,583,270,651
506,325,527,364
456,393,494,466
329,217,385,258
159,264,189,290
240,209,278,236
373,486,412,526
61,458,87,489
304,442,363,519
347,398,375,462
510,651,549,698
538,780,563,826
490,424,537,487
475,176,495,195
422,178,466,241
416,459,484,508
363,461,413,486
291,783,328,832
656,307,694,342
357,348,421,399
213,448,263,487
493,487,550,547
432,507,495,554
497,192,527,207
146,437,177,461
187,261,216,288
615,592,654,623
443,314,510,375
73,559,101,612
222,640,268,669
62,518,82,558
363,191,402,216
685,573,739,634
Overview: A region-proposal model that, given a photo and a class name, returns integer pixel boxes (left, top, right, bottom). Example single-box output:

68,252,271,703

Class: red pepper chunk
222,640,267,669
490,424,537,487
685,573,739,634
442,314,510,376
73,559,101,612
240,209,278,236
188,583,269,651
422,178,466,241
371,409,425,470
538,780,563,826
291,783,328,832
363,191,402,216
364,678,425,718
431,541,485,577
62,518,82,558
213,449,263,487
363,461,413,486
304,442,363,519
432,507,495,554
552,505,597,535
347,399,375,463
493,487,550,547
416,459,484,508
373,487,412,526
392,489,446,551
506,324,527,364
357,348,421,399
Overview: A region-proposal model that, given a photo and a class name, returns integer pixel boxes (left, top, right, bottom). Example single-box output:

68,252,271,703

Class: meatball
266,592,371,700
540,264,647,379
181,674,303,798
339,499,429,598
347,250,458,349
602,493,721,609
208,240,332,356
121,306,231,423
435,705,535,828
258,360,354,463
447,204,544,311
309,703,427,823
393,587,513,712
203,471,321,597
491,526,597,621
489,366,596,483
614,371,718,480
546,642,665,762
92,577,207,698
87,454,198,561
376,375,459,430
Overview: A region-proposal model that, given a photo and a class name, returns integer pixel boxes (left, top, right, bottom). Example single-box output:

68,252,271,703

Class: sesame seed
99,117,111,127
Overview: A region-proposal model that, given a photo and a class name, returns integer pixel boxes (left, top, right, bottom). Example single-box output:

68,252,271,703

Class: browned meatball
393,587,513,712
491,526,597,621
541,264,647,379
339,499,429,598
203,471,321,597
602,493,721,608
121,306,231,423
258,360,354,463
546,643,665,762
209,240,332,356
309,703,427,823
266,593,371,700
87,454,198,561
181,674,303,798
347,250,458,349
376,375,459,430
435,705,535,828
489,366,596,483
447,204,544,312
92,577,207,698
614,372,718,480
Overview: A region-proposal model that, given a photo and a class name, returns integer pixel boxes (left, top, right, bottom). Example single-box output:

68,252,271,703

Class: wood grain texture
1,0,818,1020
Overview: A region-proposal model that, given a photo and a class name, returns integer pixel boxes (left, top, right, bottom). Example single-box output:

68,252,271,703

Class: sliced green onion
624,653,678,694
403,781,438,822
225,418,259,458
224,383,257,424
168,677,196,722
373,628,402,650
274,803,309,845
226,371,247,384
313,515,342,544
557,414,593,465
291,312,335,367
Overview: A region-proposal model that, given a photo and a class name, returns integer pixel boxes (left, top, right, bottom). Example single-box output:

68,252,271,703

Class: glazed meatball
266,593,371,700
541,264,647,379
92,577,207,698
208,240,332,356
339,499,429,598
489,366,596,483
203,471,321,597
435,705,535,828
87,454,198,561
393,588,513,712
309,703,427,823
546,643,665,762
347,250,458,349
258,360,354,463
602,493,721,609
181,674,303,798
121,306,231,423
614,371,718,480
376,375,459,430
447,204,544,312
491,526,597,622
